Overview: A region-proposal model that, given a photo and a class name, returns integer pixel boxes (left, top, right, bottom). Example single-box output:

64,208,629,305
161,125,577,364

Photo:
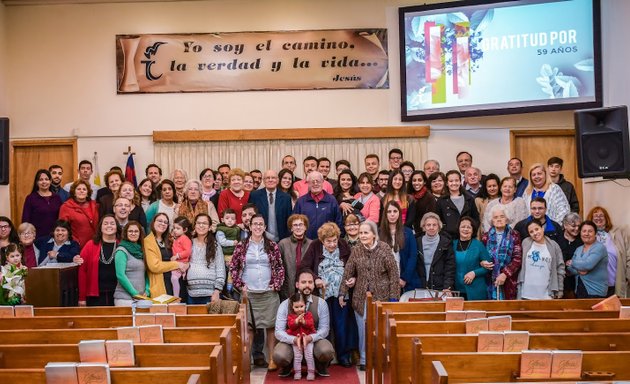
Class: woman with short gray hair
556,212,583,299
416,212,455,292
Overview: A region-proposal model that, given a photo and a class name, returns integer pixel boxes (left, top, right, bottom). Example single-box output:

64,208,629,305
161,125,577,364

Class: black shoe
253,357,268,368
316,366,330,377
359,364,366,371
339,358,353,368
278,367,292,377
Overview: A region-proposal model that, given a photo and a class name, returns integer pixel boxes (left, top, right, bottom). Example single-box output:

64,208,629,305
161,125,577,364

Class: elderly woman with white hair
171,168,188,204
415,212,455,292
177,179,219,233
480,205,523,300
339,220,399,371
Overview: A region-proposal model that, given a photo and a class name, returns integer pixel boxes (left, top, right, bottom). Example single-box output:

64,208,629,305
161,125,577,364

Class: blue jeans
187,295,211,304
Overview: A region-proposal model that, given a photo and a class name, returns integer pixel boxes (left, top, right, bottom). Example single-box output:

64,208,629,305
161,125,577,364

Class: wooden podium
26,264,79,307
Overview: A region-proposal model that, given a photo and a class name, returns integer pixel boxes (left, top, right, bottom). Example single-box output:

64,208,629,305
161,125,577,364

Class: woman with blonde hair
523,163,569,224
587,206,630,297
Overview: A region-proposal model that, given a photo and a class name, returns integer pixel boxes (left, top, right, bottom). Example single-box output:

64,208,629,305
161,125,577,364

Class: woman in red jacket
59,180,99,249
78,215,119,306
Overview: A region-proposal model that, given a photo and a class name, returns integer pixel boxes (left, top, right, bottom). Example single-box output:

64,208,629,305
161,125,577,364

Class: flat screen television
399,0,602,121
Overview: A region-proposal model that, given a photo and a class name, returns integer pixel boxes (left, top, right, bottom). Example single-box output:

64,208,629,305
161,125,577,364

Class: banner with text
116,29,388,93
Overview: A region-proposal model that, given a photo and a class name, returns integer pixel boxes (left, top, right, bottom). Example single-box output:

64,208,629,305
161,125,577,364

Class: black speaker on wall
0,118,8,185
575,105,630,178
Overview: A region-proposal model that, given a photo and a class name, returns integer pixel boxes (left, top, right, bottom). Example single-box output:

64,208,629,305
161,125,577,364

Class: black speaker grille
581,132,624,173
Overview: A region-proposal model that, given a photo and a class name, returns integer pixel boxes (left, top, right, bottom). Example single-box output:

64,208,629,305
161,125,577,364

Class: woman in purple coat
22,169,62,238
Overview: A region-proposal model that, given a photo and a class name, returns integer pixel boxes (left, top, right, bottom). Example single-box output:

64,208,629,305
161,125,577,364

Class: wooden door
10,139,77,224
510,129,582,215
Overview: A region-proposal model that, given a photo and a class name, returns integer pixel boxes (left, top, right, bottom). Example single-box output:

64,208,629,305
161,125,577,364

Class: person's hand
345,277,356,288
578,270,588,276
78,300,87,307
339,202,354,215
463,271,475,285
339,296,346,308
565,260,572,267
399,279,406,288
315,278,325,289
554,291,563,299
494,273,507,286
211,290,220,303
177,262,188,273
171,254,179,261
303,334,313,345
48,250,58,260
72,255,84,265
480,260,494,270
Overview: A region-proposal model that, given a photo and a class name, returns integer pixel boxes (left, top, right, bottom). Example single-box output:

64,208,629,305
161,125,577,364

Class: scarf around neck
118,240,143,259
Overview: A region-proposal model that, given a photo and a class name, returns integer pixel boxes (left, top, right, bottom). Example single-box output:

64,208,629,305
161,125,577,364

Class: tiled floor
250,366,366,384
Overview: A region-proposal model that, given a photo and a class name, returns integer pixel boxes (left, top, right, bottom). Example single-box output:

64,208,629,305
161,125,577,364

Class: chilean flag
125,154,137,187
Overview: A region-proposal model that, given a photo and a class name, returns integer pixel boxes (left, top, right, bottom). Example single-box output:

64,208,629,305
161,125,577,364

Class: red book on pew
465,310,486,319
105,340,135,367
139,324,164,343
78,340,108,363
155,313,176,327
591,294,622,311
149,304,168,313
488,315,512,331
134,313,156,326
168,303,187,315
116,327,140,343
619,306,630,318
445,311,466,321
0,306,14,318
503,331,529,352
465,318,488,334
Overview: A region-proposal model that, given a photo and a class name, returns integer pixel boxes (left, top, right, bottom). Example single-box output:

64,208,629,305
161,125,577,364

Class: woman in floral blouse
230,214,285,370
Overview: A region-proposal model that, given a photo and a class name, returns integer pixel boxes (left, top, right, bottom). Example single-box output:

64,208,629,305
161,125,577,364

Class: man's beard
300,287,312,296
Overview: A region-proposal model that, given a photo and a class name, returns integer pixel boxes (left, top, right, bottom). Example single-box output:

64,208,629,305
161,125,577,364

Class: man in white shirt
273,269,335,377
64,160,100,200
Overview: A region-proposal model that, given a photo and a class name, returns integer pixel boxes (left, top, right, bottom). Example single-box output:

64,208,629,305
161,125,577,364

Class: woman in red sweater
59,180,99,249
78,215,119,306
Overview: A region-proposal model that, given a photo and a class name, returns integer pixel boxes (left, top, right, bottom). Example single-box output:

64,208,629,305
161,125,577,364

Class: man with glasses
388,148,403,171
514,197,562,242
293,156,333,197
113,197,132,230
17,223,38,268
249,170,292,242
293,171,343,240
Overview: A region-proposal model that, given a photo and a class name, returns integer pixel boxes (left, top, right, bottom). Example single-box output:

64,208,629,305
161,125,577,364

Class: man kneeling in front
273,268,335,378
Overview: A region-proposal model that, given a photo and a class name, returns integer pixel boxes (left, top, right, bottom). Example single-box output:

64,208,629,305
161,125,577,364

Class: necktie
269,191,274,205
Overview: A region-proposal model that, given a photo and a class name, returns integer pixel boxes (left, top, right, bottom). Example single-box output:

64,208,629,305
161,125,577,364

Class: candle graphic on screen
425,24,446,103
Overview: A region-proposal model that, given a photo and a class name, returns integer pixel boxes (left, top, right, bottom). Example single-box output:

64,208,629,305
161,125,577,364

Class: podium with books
25,263,79,307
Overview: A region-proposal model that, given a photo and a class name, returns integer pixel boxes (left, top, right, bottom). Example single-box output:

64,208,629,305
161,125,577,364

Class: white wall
2,0,628,225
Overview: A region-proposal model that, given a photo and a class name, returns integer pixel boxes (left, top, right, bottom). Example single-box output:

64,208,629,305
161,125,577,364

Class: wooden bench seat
0,366,216,384
33,304,213,316
388,319,630,384
412,347,630,384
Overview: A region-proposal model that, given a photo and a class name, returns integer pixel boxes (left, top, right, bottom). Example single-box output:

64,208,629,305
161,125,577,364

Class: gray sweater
186,241,226,298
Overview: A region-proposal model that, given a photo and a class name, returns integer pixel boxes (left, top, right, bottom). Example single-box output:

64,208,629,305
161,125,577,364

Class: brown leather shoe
268,359,278,371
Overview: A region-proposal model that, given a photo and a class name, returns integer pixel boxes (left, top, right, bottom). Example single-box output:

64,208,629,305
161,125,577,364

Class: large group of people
1,148,629,379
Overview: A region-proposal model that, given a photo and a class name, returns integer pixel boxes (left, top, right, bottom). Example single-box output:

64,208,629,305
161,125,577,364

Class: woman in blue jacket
34,220,81,265
379,200,420,292
453,216,491,300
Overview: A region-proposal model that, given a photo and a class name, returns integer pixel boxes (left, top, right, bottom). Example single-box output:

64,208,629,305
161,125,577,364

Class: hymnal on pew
619,306,630,318
445,311,466,321
116,326,140,343
77,363,111,384
592,294,622,311
133,294,180,304
520,350,553,378
0,306,14,318
154,313,176,327
550,350,583,379
444,296,464,311
14,305,34,317
78,340,107,363
134,313,156,326
139,324,164,343
477,331,504,352
149,304,168,313
465,318,488,334
168,303,187,314
45,362,78,384
488,315,512,331
503,331,529,352
105,340,135,367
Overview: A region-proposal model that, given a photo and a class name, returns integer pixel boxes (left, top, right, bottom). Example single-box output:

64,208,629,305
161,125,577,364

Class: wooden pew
0,327,236,384
411,345,630,384
33,304,212,316
387,318,630,384
0,366,217,384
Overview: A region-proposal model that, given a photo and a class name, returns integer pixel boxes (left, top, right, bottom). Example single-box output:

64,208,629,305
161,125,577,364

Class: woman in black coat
436,170,479,239
416,212,456,291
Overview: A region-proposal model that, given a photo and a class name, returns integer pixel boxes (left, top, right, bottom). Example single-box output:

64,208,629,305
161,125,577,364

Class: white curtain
154,137,428,180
